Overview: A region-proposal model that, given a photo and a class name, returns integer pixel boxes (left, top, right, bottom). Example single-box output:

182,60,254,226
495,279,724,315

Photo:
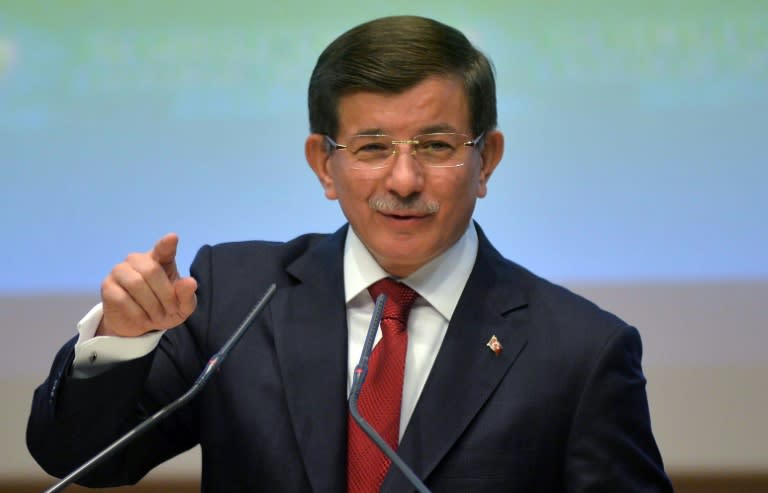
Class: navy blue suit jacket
28,224,672,492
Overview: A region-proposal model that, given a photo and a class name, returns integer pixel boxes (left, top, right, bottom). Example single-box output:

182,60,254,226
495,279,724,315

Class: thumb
150,233,179,267
175,276,198,318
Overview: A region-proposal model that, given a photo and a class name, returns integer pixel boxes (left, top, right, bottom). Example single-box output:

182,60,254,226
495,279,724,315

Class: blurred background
1,1,766,491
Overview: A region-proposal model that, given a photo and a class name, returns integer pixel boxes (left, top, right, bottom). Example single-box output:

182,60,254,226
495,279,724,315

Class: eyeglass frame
324,131,486,169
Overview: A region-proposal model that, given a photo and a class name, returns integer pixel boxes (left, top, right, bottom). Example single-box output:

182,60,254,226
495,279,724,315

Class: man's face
306,76,503,277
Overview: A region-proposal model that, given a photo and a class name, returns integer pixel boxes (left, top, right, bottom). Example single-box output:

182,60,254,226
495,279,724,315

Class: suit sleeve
564,326,674,493
26,245,214,487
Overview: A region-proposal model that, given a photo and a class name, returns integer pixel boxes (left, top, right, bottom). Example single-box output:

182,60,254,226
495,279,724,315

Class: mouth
380,211,431,222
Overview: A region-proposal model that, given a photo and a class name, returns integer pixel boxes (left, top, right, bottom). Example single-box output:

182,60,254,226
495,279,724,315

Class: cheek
332,170,377,209
435,169,481,204
328,167,351,200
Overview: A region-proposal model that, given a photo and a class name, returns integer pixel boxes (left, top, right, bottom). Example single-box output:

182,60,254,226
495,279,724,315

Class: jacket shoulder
210,232,330,263
490,246,634,347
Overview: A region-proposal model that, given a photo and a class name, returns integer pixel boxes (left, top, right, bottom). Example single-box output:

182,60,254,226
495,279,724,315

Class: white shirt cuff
72,303,164,378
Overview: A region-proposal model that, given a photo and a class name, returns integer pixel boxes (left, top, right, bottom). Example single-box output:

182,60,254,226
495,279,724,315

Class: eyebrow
353,128,387,136
352,123,461,137
419,124,460,134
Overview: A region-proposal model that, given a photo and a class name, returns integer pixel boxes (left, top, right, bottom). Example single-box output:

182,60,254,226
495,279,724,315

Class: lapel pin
486,335,503,356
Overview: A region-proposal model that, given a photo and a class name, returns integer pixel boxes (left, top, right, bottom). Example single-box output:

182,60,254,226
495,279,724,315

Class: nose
384,144,425,197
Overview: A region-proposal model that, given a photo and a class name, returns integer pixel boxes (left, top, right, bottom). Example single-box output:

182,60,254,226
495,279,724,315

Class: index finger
149,233,179,266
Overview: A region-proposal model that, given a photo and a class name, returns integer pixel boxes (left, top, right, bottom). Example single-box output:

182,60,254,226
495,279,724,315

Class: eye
418,139,455,154
355,142,390,154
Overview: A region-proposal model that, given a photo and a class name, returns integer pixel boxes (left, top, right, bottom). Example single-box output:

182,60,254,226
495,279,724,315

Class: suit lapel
271,226,349,493
382,229,530,492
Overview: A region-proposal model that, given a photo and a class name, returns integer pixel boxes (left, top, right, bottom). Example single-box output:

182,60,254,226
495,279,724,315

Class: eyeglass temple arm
466,131,486,147
324,135,347,151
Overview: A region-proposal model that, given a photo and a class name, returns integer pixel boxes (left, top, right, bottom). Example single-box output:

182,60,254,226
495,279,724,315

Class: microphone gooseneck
45,283,278,493
349,293,431,493
349,293,387,400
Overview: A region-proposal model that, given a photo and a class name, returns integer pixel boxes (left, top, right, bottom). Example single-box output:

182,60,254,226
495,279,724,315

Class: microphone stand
44,283,277,493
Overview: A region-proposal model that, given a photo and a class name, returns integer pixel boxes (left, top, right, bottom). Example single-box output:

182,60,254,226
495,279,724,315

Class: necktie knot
368,278,419,329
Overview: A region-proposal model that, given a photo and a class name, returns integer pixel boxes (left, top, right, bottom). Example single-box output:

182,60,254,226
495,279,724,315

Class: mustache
368,194,440,215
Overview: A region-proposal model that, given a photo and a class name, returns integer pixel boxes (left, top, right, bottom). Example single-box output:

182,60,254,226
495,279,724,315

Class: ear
305,134,338,200
475,130,504,198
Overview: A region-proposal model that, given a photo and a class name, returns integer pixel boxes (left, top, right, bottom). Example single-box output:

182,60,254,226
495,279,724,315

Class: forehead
336,76,471,136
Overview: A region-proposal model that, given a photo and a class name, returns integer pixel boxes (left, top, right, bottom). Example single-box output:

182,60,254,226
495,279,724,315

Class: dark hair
308,16,497,140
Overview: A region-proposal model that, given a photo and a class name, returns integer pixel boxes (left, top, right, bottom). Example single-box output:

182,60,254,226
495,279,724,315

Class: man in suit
28,16,673,492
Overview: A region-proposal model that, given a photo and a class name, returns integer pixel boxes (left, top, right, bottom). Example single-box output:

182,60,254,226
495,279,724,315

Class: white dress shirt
72,224,479,438
343,224,478,438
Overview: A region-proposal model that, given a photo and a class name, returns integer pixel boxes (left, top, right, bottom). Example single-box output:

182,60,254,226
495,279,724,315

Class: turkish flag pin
486,335,503,356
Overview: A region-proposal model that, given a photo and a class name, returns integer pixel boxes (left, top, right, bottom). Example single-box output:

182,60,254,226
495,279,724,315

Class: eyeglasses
325,132,484,169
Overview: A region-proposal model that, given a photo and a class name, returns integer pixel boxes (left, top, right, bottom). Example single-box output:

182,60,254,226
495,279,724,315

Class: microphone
45,283,278,493
349,293,431,493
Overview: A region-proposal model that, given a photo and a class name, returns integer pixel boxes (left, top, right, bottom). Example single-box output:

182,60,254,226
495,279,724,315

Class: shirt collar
343,222,478,321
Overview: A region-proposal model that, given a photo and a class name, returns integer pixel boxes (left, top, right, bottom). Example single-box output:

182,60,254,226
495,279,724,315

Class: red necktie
347,278,419,493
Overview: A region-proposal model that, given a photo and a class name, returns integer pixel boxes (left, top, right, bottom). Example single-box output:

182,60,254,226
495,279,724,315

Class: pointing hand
98,233,197,337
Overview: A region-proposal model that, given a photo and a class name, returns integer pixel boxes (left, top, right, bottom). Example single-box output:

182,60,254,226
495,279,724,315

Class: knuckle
128,303,149,320
145,261,165,278
126,253,166,280
161,296,178,312
124,252,143,264
100,276,113,296
151,304,168,320
101,281,123,304
110,262,134,281
121,270,145,291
